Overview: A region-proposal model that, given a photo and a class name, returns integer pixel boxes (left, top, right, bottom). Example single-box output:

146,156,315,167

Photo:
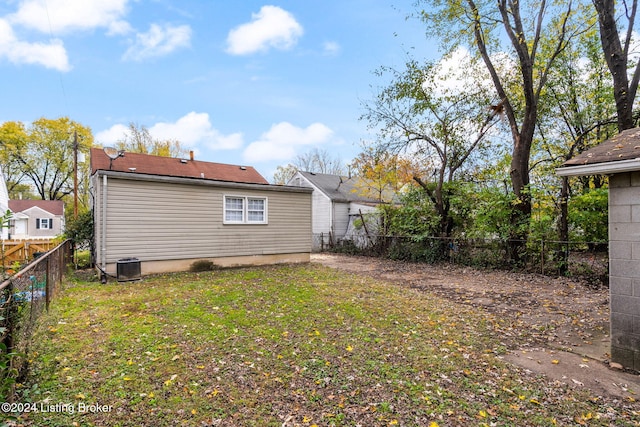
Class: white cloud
226,5,303,55
0,19,70,71
433,46,479,93
9,0,130,35
322,41,340,56
243,122,334,163
107,20,134,37
123,23,191,61
427,46,497,96
96,112,243,151
0,0,130,71
149,112,242,150
94,123,131,146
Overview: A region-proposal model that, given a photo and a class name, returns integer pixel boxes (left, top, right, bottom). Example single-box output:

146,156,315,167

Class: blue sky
0,1,436,181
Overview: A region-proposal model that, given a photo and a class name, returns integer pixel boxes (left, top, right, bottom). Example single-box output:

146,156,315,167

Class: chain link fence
0,239,73,401
317,234,608,287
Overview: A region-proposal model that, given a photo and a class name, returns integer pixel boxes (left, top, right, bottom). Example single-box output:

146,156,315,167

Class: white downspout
101,174,107,273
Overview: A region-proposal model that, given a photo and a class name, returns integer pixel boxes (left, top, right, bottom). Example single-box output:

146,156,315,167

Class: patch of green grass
8,264,639,426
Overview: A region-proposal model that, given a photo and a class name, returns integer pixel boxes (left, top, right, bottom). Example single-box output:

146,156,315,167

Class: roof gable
9,200,64,216
90,148,269,185
294,171,384,204
22,206,55,217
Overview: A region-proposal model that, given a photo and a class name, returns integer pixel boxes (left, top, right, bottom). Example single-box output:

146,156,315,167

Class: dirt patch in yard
312,253,640,401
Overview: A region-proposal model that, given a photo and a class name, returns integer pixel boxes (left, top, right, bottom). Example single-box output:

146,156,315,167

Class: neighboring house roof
9,200,65,216
557,128,640,176
295,171,386,204
90,147,269,185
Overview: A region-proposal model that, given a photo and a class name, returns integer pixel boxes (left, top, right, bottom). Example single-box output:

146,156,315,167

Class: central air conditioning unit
116,258,141,282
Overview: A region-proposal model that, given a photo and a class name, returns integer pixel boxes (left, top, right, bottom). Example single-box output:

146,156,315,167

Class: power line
43,0,69,116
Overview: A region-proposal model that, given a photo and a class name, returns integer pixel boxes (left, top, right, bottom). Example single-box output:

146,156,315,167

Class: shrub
189,260,216,272
64,210,93,249
75,250,92,269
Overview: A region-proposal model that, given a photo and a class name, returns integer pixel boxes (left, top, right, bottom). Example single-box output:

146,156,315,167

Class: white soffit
556,158,640,177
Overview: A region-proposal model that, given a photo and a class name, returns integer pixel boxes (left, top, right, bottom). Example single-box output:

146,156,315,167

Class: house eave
92,170,313,194
556,158,640,177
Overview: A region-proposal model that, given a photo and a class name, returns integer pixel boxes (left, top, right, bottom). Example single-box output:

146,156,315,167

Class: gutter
556,158,640,177
94,170,312,194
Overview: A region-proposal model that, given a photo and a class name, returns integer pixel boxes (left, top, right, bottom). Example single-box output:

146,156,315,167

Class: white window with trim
36,218,53,230
224,195,267,224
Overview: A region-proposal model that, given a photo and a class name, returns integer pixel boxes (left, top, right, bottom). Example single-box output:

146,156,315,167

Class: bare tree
293,148,345,175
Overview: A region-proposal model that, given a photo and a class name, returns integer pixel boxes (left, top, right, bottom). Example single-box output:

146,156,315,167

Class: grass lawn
9,263,640,426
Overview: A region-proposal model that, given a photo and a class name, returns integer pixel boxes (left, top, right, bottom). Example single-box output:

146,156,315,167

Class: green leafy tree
350,147,424,203
272,164,298,185
0,121,29,195
416,0,589,262
568,188,609,245
532,24,616,269
467,187,520,240
64,210,94,250
114,122,188,158
10,117,93,202
362,53,500,238
379,186,439,237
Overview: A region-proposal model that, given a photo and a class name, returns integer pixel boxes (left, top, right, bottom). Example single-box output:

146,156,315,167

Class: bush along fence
321,234,609,287
0,239,73,402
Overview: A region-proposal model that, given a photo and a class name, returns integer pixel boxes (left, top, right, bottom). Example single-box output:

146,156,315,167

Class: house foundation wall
101,253,310,278
609,172,640,370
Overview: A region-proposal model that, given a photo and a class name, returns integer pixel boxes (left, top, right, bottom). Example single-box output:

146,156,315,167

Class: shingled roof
90,148,268,185
557,128,640,176
9,200,64,216
297,171,390,204
563,128,640,166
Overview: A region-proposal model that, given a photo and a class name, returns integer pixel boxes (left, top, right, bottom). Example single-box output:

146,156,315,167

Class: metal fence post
5,281,14,354
541,239,545,275
5,280,15,403
45,257,50,312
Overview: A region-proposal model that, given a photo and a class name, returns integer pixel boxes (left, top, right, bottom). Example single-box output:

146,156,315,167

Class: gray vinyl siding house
91,148,312,276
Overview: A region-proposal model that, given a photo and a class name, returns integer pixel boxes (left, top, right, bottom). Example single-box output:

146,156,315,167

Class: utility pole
73,130,78,219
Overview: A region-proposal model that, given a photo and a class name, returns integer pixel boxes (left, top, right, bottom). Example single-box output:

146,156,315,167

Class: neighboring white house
0,165,8,239
8,200,65,239
90,148,312,277
287,171,387,250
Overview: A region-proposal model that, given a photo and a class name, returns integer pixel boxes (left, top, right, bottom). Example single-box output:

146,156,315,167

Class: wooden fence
0,239,58,268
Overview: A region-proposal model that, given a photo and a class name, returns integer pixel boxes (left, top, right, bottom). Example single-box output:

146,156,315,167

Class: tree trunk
556,176,570,275
507,119,535,265
593,0,637,130
413,176,453,259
